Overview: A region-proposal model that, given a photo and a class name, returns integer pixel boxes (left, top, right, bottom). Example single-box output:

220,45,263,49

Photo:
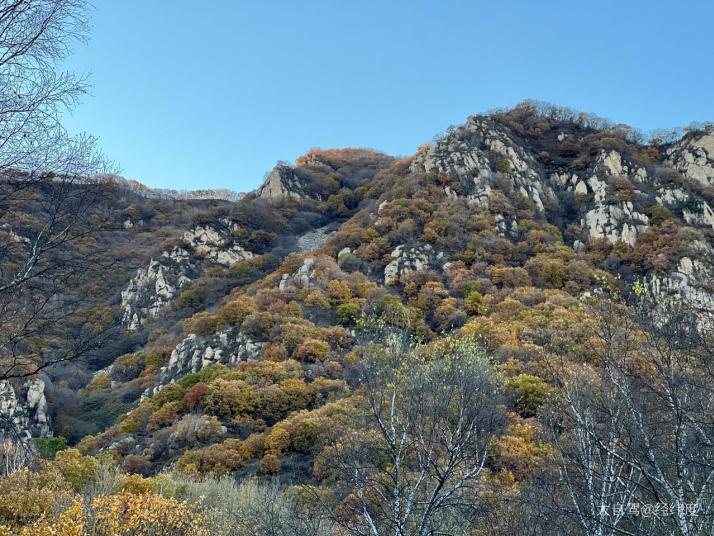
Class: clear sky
62,0,714,191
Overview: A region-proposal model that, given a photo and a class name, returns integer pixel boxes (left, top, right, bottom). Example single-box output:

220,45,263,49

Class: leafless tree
0,0,114,465
322,328,505,536
0,0,112,382
540,359,648,536
0,0,105,179
537,297,714,536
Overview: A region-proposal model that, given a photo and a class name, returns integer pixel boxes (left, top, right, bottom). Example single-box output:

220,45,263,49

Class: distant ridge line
95,174,245,201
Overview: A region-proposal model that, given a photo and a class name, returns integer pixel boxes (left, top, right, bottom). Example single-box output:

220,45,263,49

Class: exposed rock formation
279,257,317,290
656,188,714,230
646,247,714,329
411,116,552,211
384,245,441,286
157,329,262,387
0,379,51,440
121,222,254,330
121,246,196,330
256,165,311,200
297,225,334,252
412,118,714,248
583,201,649,246
183,225,253,266
667,130,714,187
594,149,647,182
494,213,519,238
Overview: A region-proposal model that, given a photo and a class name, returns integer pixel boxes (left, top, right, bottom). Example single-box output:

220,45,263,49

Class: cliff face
256,165,310,200
667,132,714,187
121,246,197,330
0,379,51,440
412,116,552,212
120,220,256,330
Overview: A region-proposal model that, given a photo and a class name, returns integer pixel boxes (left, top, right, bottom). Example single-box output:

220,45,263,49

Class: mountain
1,102,713,534
96,174,246,202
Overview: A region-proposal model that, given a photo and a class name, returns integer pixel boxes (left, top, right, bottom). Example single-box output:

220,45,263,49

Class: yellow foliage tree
16,499,86,536
92,493,205,536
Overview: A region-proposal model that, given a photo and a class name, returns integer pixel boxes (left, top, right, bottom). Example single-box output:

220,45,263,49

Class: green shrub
283,301,304,318
464,291,484,315
176,288,204,309
215,299,255,327
646,204,673,226
507,374,551,418
84,373,111,393
184,312,218,336
113,352,145,381
336,301,361,325
496,159,511,173
31,436,68,460
293,338,330,362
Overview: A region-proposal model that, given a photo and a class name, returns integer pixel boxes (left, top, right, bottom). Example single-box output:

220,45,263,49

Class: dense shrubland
0,448,332,535
4,292,711,535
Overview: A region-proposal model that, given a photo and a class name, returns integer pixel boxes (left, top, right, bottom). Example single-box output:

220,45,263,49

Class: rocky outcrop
182,225,253,266
593,150,648,183
667,130,714,187
646,249,714,329
121,222,254,330
412,119,714,248
656,187,714,230
297,225,334,252
411,116,553,211
0,378,51,440
682,201,714,229
564,151,649,245
279,257,317,290
583,201,649,246
157,329,262,387
413,124,675,249
494,213,519,238
121,246,196,330
256,165,312,200
384,245,442,286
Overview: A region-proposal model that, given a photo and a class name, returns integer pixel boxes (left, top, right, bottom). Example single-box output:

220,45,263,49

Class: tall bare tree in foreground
0,0,110,377
322,328,505,536
538,297,714,536
0,0,111,458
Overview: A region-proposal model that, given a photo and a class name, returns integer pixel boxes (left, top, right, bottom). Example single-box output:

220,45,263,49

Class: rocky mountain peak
408,109,714,249
411,115,549,211
256,148,395,201
666,128,714,187
255,164,309,200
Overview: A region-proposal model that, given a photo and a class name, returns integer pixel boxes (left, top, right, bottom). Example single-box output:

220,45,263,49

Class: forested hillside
3,98,713,534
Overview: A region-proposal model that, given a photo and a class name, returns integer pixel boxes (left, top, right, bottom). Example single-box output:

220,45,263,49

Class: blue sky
62,0,714,191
